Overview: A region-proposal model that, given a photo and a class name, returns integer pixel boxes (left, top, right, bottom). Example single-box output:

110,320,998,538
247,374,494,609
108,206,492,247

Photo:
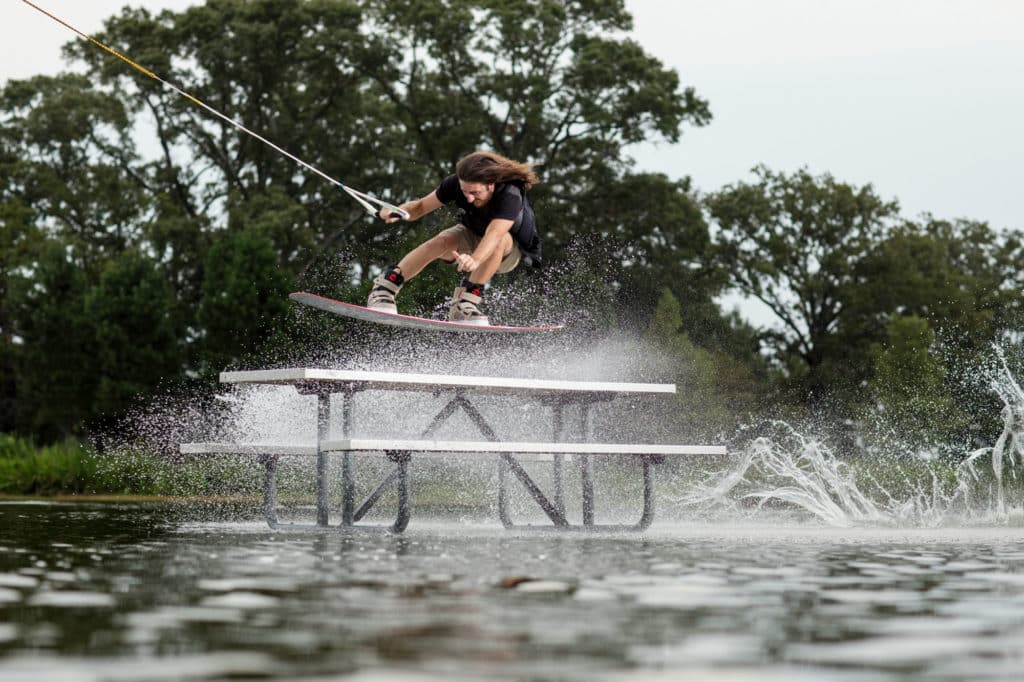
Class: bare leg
396,231,460,279
447,232,514,324
467,233,514,284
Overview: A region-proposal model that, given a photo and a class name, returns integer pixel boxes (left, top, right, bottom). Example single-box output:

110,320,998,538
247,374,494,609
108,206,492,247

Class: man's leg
367,230,461,312
396,230,461,279
449,233,516,325
467,232,514,284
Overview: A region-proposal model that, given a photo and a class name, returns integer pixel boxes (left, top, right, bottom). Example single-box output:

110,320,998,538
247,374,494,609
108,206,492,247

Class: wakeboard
289,292,563,334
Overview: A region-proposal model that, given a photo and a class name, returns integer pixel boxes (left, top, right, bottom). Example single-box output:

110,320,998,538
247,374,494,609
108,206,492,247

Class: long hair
455,151,540,190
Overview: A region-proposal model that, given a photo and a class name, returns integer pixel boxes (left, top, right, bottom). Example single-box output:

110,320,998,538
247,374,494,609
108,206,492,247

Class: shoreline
0,493,260,504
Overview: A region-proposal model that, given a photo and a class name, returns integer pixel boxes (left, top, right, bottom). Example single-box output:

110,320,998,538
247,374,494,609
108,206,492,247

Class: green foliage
0,192,39,433
644,289,764,437
10,243,184,440
707,166,902,409
0,433,94,495
867,316,965,448
0,74,149,265
0,432,262,497
838,218,1016,438
197,222,293,371
11,241,98,440
87,249,185,416
2,0,728,443
845,218,1012,356
706,167,1021,437
2,0,1020,461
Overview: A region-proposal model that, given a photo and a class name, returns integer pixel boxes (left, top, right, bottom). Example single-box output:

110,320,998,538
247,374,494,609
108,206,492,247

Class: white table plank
180,442,317,456
182,440,727,459
322,439,726,457
219,368,675,395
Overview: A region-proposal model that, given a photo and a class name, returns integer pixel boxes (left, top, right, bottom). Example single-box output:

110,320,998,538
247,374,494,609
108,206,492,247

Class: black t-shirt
435,174,541,266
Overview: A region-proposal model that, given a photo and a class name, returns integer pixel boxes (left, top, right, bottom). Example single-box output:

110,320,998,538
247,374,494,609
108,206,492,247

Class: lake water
4,501,1024,681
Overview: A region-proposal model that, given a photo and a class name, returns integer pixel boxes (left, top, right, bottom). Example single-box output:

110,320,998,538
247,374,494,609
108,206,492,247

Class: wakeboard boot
448,280,489,326
366,265,404,313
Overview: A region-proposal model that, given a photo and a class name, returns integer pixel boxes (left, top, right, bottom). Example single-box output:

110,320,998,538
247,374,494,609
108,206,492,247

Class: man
368,151,541,325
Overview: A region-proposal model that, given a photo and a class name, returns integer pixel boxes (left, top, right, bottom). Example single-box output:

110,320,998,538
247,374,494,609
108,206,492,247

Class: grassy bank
0,433,490,511
8,432,1014,521
0,433,261,497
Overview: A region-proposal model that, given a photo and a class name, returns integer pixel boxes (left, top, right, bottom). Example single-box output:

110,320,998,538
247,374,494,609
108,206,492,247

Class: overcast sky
5,1,1023,324
6,0,1021,230
624,0,1024,234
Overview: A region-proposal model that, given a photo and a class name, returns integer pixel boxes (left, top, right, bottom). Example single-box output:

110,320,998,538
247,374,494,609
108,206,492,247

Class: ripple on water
125,605,245,627
26,591,116,608
573,586,617,601
0,588,22,604
197,577,299,593
200,591,281,609
863,615,995,637
0,651,278,681
597,573,751,609
514,580,573,593
820,589,925,605
0,574,37,589
628,632,765,666
963,571,1024,586
787,634,988,667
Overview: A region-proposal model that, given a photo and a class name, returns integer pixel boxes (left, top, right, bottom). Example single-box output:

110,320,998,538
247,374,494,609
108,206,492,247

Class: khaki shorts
440,224,522,274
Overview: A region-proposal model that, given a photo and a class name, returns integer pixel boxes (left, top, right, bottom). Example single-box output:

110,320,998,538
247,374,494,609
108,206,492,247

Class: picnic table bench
180,368,727,532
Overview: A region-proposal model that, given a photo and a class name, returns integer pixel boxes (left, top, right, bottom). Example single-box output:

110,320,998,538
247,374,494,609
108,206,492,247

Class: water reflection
3,502,1024,680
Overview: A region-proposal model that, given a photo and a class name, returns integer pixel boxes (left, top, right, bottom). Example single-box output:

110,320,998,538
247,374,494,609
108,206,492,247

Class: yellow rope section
19,0,407,218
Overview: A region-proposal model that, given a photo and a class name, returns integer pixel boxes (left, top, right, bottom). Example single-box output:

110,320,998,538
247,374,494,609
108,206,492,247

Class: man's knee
427,232,457,253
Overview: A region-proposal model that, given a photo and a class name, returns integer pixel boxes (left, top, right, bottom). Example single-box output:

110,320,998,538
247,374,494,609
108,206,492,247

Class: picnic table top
219,368,676,396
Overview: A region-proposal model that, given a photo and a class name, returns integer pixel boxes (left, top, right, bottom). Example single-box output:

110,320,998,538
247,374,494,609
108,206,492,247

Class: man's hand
378,207,403,223
452,250,478,272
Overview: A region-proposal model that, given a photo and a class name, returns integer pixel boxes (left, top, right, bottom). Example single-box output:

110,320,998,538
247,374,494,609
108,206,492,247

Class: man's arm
380,191,442,223
453,218,513,272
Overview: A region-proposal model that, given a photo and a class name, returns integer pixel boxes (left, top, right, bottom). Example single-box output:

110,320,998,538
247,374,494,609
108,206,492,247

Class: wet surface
3,502,1024,680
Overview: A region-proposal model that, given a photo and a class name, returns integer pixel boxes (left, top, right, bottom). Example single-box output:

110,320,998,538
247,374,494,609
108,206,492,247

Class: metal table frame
218,369,680,532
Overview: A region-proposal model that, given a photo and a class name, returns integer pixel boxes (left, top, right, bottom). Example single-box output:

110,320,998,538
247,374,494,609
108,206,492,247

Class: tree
197,221,294,371
10,244,184,440
86,249,185,421
706,166,900,409
2,0,728,441
839,218,1021,440
846,219,1009,352
0,195,39,432
0,74,149,268
644,289,764,437
11,241,98,440
355,0,712,278
582,172,720,328
867,315,964,449
66,0,392,287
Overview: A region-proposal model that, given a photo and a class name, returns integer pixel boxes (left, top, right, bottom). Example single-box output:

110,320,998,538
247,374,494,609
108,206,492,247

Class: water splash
959,345,1024,514
684,344,1024,527
680,421,889,527
106,314,1024,530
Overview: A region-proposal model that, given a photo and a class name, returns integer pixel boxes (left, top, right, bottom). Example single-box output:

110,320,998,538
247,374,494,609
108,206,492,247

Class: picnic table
181,368,727,532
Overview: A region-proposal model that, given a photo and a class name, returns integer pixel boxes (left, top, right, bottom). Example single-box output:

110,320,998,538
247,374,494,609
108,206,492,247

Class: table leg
340,390,354,526
551,403,565,517
261,454,279,528
315,391,330,526
579,405,594,526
